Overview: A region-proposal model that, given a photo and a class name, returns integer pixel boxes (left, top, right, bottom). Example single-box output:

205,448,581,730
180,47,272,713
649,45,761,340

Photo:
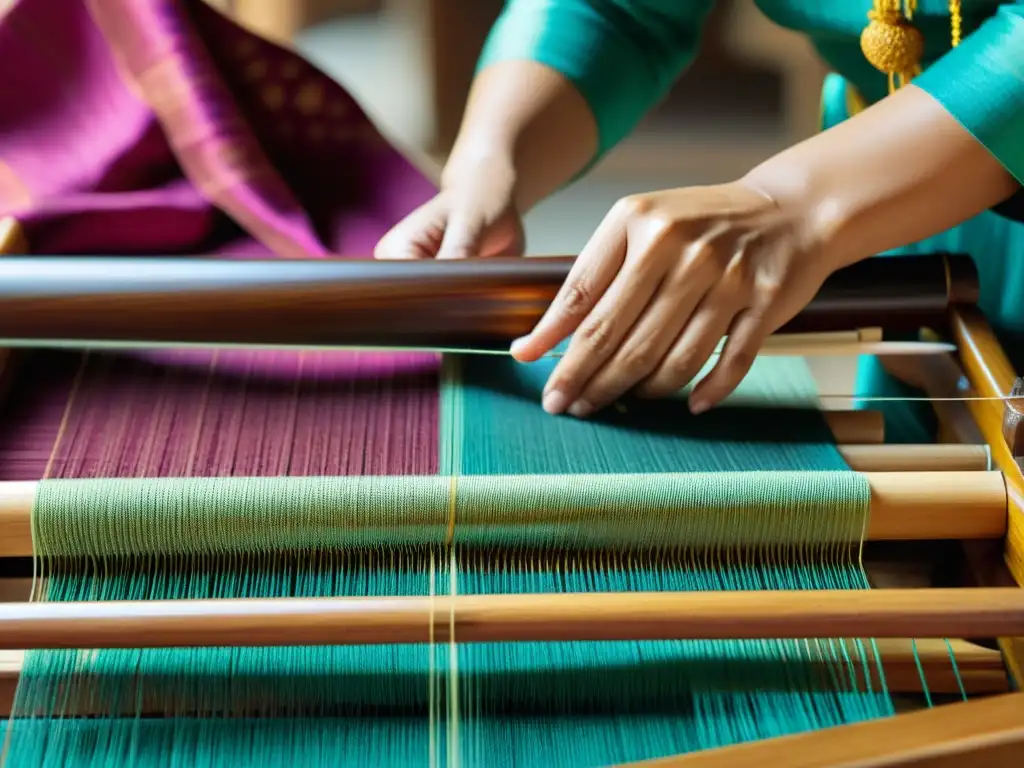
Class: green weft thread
449,352,894,765
5,351,915,767
5,470,890,767
10,478,457,768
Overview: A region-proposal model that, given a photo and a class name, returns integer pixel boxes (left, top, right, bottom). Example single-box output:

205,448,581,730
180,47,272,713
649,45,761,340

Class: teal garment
479,1,1024,442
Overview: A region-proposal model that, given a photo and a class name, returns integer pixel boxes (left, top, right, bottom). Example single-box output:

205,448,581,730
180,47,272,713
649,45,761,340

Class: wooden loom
1,215,1024,766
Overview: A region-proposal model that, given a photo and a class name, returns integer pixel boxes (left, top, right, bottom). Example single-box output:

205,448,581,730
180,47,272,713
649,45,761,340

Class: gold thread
446,475,458,547
447,546,460,768
950,0,962,47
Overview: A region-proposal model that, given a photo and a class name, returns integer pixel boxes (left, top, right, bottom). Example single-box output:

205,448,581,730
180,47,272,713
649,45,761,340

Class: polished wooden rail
0,252,977,348
0,589,1021,648
0,470,1008,558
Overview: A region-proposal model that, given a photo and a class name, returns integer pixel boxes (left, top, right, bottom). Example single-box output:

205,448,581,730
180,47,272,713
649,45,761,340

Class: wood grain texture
0,588,1022,648
949,307,1024,692
625,692,1024,767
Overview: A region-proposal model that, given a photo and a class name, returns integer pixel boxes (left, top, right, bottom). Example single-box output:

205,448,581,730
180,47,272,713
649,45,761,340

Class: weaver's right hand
374,158,525,260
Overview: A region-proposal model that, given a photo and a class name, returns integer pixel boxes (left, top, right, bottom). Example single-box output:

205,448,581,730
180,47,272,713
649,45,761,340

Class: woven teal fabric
3,353,907,767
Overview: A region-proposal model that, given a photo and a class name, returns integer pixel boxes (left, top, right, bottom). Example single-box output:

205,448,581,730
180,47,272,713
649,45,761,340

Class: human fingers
558,251,716,417
634,265,752,404
374,199,447,260
687,306,772,413
436,205,488,260
508,206,630,364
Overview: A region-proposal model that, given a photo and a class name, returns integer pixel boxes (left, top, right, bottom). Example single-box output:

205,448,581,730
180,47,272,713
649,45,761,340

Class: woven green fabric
3,353,940,767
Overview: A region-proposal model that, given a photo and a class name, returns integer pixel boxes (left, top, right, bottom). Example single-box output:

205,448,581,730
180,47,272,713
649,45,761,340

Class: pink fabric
0,0,439,379
0,0,435,259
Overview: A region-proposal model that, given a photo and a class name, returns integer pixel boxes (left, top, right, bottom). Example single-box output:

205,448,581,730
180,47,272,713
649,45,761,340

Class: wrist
741,160,862,274
441,137,516,188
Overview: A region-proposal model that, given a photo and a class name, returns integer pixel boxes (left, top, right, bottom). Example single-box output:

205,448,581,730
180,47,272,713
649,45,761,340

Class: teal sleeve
477,0,716,159
914,3,1024,186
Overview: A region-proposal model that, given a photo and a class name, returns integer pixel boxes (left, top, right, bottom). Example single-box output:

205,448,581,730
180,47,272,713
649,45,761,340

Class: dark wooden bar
0,252,977,349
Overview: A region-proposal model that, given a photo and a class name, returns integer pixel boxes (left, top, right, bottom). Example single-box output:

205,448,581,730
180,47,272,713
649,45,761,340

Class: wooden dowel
625,692,1024,767
860,638,1008,695
837,444,989,472
0,471,1008,558
0,253,974,348
825,410,884,444
864,470,1006,540
746,340,956,357
0,638,1006,717
0,588,1021,648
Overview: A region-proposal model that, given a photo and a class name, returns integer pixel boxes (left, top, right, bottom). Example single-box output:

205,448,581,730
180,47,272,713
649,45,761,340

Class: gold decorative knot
860,8,924,77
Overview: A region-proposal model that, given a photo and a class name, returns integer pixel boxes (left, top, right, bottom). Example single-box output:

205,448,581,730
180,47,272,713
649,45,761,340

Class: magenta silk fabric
0,0,435,259
0,0,443,480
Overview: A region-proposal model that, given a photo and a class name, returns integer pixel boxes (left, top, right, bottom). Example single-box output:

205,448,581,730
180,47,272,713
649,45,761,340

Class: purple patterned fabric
0,0,444,478
0,0,435,258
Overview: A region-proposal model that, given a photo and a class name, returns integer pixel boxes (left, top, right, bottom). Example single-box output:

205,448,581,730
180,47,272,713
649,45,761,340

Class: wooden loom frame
1,217,1024,766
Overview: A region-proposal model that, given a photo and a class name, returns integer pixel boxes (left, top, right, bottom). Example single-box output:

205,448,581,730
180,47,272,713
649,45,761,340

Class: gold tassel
860,1,924,94
860,1,963,93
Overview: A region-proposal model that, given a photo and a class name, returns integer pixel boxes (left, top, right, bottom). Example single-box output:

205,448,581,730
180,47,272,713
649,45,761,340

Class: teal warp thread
454,355,850,473
450,354,891,765
3,353,928,767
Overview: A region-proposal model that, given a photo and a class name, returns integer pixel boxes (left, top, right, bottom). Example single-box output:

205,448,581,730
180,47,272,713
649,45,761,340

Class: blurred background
207,0,849,391
0,0,849,387
207,0,828,256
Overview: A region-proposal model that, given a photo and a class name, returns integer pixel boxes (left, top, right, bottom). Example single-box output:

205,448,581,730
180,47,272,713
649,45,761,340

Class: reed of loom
2,215,1024,767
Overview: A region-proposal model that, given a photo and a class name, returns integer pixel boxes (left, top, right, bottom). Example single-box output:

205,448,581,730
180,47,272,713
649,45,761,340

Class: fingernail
689,398,709,415
542,390,570,415
509,337,528,355
567,400,593,418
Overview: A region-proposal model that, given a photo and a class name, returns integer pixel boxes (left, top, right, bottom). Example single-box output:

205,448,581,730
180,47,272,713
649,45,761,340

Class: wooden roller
0,253,977,349
836,444,988,472
0,588,1022,648
0,470,1008,557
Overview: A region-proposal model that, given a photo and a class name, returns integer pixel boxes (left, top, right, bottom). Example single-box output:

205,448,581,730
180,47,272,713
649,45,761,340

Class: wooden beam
624,692,1024,767
0,589,1022,648
950,308,1024,689
0,470,1008,558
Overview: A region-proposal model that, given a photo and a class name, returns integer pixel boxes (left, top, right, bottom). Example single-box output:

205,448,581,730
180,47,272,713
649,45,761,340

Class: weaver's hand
375,156,525,260
510,180,836,417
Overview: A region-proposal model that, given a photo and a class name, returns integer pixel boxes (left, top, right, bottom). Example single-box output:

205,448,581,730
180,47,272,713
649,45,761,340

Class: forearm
441,0,712,214
442,61,599,214
744,85,1020,270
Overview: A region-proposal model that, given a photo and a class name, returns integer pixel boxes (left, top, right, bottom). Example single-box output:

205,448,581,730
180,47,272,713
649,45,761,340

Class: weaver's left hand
510,180,835,417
